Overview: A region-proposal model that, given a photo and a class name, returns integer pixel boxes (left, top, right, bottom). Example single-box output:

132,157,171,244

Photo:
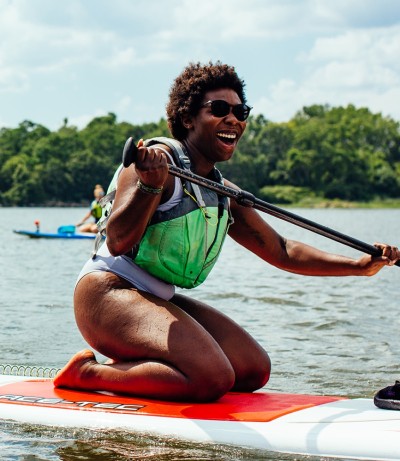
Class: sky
1,0,400,132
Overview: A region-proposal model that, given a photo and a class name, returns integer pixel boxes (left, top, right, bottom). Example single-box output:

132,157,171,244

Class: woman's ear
182,116,193,130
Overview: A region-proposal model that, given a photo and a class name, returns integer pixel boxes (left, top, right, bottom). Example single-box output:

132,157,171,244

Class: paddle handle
122,137,138,167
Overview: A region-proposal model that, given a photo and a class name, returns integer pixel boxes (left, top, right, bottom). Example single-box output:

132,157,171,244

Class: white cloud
307,60,398,91
67,109,107,130
171,0,295,40
312,0,400,28
257,22,400,122
104,48,138,69
1,0,400,129
0,68,29,93
310,27,400,89
306,26,400,67
257,65,400,123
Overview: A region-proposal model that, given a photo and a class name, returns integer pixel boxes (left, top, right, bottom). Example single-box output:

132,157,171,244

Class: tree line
1,104,399,206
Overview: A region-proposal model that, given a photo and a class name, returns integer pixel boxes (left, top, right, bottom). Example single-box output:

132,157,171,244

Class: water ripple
1,207,400,460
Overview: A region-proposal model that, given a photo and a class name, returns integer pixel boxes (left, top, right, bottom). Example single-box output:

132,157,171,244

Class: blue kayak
13,225,96,240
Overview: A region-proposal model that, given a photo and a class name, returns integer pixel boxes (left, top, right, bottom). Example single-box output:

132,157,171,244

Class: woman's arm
227,185,399,277
106,141,173,256
76,209,92,227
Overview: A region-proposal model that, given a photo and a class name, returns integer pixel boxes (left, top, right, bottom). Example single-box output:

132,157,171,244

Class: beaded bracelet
137,179,163,195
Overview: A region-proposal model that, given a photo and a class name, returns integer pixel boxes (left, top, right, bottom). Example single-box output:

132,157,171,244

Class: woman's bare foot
53,349,97,389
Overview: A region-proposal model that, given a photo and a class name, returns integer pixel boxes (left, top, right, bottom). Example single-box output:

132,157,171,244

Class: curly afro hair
166,61,247,140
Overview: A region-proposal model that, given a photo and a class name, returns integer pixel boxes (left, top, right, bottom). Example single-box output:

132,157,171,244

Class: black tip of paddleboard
374,380,400,410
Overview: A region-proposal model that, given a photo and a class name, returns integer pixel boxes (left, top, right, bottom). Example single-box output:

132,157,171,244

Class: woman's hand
135,139,169,189
357,243,400,276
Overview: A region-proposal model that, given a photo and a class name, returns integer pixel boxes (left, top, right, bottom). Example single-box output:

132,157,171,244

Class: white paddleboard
0,375,399,460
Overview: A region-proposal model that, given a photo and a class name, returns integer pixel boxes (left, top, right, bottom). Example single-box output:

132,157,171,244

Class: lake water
0,206,399,460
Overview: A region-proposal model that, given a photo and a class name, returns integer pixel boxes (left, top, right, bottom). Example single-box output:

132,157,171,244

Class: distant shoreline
287,198,400,209
2,199,400,209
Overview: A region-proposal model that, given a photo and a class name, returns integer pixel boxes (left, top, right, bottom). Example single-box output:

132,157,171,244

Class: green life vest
90,200,103,221
93,137,232,289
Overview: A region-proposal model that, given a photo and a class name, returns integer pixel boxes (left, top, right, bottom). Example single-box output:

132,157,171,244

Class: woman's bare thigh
171,293,271,390
73,271,233,380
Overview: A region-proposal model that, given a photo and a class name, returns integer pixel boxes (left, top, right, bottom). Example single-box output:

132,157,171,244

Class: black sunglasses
200,100,252,122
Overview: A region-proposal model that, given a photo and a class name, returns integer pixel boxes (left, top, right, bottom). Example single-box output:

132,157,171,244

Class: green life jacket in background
90,200,103,221
93,137,233,289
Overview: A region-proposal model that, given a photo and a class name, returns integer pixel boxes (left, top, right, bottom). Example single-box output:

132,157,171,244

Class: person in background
54,61,400,402
77,184,105,233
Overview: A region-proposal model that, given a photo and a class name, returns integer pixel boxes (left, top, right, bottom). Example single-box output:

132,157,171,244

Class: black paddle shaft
122,137,399,267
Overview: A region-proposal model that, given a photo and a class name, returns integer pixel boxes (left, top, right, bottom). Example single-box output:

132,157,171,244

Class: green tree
1,154,45,205
1,106,399,206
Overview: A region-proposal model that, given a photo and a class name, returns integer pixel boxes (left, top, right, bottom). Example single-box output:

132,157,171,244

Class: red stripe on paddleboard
0,380,344,422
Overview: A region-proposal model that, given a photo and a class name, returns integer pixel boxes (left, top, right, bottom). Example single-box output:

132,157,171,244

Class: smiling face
184,88,247,167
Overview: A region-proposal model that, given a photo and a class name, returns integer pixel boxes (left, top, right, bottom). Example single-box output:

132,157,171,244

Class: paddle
123,137,400,267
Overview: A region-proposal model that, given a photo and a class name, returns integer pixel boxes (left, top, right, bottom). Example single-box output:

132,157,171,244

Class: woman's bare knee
233,352,271,392
189,366,235,402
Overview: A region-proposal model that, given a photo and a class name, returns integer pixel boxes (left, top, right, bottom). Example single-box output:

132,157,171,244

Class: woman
54,62,400,402
76,184,105,233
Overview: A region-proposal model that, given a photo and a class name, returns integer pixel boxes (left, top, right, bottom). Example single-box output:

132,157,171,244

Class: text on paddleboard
0,394,144,411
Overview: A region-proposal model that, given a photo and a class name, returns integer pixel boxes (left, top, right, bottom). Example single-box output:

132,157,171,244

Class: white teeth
217,132,236,139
